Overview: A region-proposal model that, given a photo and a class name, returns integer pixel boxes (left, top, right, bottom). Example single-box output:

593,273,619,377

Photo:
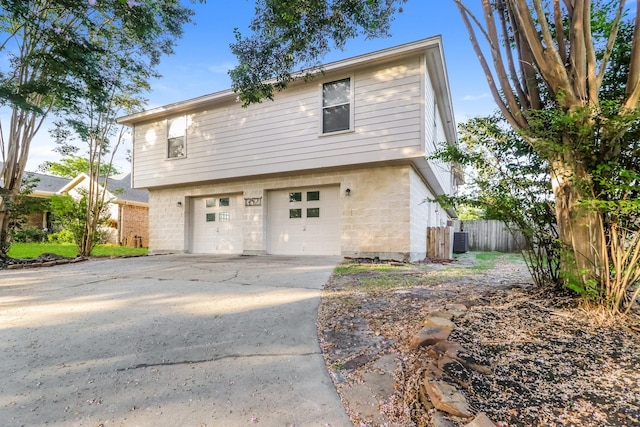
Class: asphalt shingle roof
0,162,148,204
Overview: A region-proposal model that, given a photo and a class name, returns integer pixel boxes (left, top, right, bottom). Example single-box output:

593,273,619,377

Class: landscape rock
431,341,466,359
423,379,473,418
424,360,444,379
424,316,456,329
446,303,470,311
410,325,453,350
427,310,455,320
437,355,457,372
465,412,497,427
432,410,456,427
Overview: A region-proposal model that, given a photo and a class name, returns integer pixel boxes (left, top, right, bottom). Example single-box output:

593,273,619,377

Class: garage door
267,186,340,255
190,194,243,254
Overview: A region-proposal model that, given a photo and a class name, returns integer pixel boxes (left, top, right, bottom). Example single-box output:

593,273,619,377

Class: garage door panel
268,186,340,256
191,194,243,254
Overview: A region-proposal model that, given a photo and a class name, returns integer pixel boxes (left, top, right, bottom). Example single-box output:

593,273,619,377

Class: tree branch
596,1,625,91
554,0,567,64
624,1,640,109
511,0,578,108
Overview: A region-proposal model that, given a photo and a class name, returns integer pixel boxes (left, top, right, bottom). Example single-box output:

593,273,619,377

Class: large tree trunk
551,155,604,293
0,107,42,254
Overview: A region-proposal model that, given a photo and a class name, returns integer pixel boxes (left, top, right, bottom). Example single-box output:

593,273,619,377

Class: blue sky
149,1,496,115
28,1,498,172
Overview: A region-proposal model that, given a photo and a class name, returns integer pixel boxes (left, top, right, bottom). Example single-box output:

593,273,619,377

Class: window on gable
322,78,351,133
167,116,186,159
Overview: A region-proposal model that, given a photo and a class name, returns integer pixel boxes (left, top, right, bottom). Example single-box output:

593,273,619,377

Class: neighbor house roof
104,173,148,204
0,162,148,205
24,171,72,196
59,172,149,205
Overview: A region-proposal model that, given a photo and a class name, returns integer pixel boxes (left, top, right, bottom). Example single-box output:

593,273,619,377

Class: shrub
47,229,75,244
10,226,46,243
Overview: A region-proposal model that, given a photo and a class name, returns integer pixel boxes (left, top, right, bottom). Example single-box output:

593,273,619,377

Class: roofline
113,199,149,207
58,172,89,194
117,36,446,125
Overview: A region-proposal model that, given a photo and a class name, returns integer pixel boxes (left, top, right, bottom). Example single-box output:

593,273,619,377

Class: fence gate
426,227,452,259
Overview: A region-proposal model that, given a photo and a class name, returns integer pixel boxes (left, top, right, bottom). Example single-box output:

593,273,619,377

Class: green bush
11,226,46,243
47,229,75,244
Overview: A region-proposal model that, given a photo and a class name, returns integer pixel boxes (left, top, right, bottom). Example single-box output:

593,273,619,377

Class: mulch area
0,253,78,269
317,253,640,426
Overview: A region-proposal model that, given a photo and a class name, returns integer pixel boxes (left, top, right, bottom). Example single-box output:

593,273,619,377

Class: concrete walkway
0,254,351,426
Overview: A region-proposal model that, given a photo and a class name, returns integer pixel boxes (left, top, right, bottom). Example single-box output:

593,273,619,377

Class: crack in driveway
116,351,321,371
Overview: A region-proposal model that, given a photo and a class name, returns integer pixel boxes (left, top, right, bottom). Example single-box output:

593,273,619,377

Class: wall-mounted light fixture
176,201,182,207
345,188,351,197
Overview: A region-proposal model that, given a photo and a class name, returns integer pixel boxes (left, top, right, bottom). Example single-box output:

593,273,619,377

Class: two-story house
117,36,459,261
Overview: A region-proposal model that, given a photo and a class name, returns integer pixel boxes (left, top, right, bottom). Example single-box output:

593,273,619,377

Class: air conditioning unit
453,232,469,254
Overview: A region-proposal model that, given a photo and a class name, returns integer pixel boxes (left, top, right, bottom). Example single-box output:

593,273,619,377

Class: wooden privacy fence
452,220,527,253
426,226,452,259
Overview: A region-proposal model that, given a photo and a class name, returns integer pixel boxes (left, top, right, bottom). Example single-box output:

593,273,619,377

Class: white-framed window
322,77,352,134
167,116,187,159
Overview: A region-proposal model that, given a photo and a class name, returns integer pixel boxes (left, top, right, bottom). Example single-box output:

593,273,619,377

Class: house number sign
244,197,262,206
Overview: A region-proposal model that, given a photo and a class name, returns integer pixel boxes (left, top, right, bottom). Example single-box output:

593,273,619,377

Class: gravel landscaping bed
318,253,640,426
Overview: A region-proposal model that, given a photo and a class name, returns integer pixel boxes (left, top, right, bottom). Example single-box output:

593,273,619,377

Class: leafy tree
0,176,50,254
48,192,110,255
0,0,197,254
229,0,408,105
452,0,640,314
49,6,160,257
40,155,120,179
231,0,640,314
456,205,484,221
434,113,561,288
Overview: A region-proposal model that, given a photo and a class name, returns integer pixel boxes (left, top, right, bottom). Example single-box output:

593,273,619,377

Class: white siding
132,56,425,189
409,168,436,261
423,65,454,196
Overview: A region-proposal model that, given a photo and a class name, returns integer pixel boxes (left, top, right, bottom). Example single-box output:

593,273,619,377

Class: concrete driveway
0,254,351,426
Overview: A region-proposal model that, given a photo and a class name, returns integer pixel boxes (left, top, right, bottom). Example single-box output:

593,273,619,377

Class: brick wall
25,211,47,229
119,204,149,247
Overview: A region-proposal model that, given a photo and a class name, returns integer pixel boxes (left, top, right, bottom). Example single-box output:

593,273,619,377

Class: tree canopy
40,155,120,179
0,0,197,253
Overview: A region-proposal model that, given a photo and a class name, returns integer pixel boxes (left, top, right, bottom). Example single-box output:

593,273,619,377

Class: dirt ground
317,252,640,427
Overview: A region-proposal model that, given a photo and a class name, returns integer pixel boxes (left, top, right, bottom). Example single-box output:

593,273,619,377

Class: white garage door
190,194,243,254
267,186,340,255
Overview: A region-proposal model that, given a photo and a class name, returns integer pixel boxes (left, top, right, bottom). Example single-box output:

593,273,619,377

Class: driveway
0,254,351,426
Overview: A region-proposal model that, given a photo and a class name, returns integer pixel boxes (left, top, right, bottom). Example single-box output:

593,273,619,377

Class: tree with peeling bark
0,0,196,255
452,0,640,313
231,0,640,314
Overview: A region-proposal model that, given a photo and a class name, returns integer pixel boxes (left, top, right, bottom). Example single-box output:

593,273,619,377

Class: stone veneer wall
148,164,441,261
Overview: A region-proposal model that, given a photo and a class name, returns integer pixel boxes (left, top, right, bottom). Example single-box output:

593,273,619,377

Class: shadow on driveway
0,254,350,426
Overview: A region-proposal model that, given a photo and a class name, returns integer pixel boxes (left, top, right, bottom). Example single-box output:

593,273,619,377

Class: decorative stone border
411,303,498,427
6,256,88,270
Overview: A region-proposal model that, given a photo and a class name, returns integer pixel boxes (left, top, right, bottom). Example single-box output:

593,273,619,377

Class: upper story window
322,78,351,133
167,116,186,159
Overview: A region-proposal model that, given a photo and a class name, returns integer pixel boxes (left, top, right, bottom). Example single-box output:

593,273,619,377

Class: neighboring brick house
118,37,460,261
20,169,149,247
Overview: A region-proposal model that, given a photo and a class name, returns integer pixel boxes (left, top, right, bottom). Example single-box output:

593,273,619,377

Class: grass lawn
7,242,148,259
